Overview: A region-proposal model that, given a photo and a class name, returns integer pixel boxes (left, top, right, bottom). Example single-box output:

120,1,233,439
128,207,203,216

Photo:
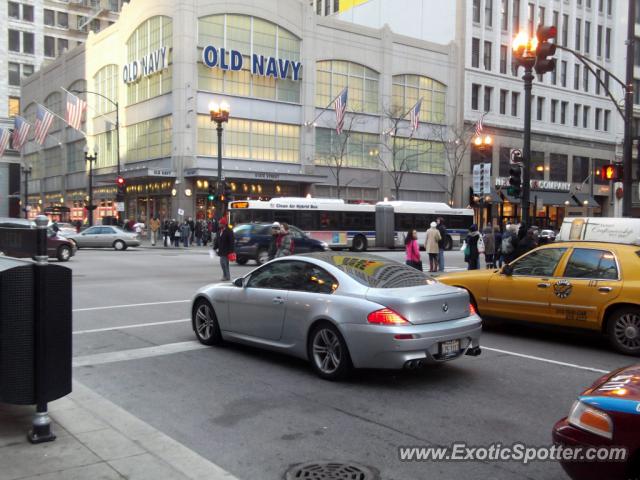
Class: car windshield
303,253,434,288
233,225,253,235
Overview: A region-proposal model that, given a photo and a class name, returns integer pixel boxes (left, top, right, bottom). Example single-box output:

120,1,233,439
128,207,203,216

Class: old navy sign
202,45,302,81
123,46,168,84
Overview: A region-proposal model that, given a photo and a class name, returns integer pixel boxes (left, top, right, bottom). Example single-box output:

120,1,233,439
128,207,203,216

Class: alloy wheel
312,328,342,374
195,303,214,341
614,313,640,350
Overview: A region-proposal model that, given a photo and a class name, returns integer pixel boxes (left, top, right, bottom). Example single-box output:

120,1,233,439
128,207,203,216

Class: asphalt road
67,244,634,480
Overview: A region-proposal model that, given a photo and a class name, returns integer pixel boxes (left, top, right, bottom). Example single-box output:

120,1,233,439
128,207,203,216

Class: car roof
550,241,640,250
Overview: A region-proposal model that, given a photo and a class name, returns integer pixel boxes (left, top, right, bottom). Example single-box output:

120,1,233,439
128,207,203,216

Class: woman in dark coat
465,224,481,270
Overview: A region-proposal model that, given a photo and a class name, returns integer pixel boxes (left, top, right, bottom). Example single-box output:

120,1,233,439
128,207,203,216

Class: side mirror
233,277,245,288
502,264,514,276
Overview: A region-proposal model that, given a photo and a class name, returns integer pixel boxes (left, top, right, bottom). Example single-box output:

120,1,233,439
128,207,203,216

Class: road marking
483,346,609,374
73,318,190,335
73,341,207,368
73,299,190,312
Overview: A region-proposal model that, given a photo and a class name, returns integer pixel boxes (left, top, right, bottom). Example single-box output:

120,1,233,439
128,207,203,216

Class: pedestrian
187,217,195,245
404,229,422,271
149,216,160,246
464,224,481,270
502,224,518,264
482,225,495,269
162,219,170,247
275,222,293,257
214,217,235,281
268,222,280,261
180,220,191,248
195,220,203,247
494,226,504,268
425,221,441,272
514,227,538,258
171,220,180,247
436,217,447,272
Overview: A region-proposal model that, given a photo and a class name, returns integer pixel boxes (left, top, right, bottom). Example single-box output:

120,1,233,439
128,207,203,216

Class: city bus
228,198,473,251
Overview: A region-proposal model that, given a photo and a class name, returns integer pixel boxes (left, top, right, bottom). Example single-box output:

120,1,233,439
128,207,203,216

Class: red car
552,365,640,480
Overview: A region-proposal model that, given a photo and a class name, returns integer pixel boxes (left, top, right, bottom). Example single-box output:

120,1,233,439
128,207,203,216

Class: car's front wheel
192,298,222,346
57,245,71,262
236,256,248,265
308,323,352,380
607,307,640,355
113,240,127,251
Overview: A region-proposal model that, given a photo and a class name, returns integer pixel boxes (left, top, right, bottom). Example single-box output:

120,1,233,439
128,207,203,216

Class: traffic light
601,163,623,182
207,184,215,201
535,25,557,75
116,176,125,193
507,165,523,198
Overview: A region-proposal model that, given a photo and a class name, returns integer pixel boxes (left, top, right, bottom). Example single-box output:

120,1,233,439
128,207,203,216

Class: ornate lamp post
84,146,98,227
209,101,230,221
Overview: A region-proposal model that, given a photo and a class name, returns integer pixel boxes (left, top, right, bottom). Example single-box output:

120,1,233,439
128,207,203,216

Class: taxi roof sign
557,217,640,246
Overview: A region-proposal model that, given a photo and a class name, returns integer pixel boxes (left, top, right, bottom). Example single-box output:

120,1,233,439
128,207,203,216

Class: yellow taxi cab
438,241,640,355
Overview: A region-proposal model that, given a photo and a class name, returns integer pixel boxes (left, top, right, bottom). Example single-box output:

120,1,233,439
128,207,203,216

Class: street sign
178,208,184,216
115,202,125,212
472,164,481,195
482,163,491,196
473,163,491,196
510,148,523,164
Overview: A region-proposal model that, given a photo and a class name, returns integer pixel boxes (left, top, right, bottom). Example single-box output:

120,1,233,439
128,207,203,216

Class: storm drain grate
285,462,378,480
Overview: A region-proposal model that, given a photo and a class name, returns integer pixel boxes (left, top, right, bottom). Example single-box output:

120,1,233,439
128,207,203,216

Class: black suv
233,223,329,265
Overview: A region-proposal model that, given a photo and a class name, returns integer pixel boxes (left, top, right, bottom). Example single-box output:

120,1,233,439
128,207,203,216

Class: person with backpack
464,224,481,270
276,222,294,257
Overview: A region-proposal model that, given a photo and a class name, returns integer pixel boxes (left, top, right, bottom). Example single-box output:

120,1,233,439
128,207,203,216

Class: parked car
0,217,76,261
552,364,640,480
191,252,482,380
233,222,330,265
439,241,640,355
66,225,140,250
538,229,557,243
52,222,78,237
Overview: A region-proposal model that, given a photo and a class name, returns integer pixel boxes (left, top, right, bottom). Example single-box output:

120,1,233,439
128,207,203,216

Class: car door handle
537,282,550,288
272,297,285,304
598,286,613,293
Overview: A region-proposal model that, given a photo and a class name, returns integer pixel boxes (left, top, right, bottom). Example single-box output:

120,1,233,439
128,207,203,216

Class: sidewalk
0,381,239,480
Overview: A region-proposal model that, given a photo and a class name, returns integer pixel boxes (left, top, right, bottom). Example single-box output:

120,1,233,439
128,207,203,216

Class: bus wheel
351,235,367,252
444,235,453,251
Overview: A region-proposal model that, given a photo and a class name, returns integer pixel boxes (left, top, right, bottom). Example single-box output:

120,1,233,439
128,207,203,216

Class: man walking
275,223,294,257
436,217,447,272
268,222,280,261
214,217,235,281
149,216,160,246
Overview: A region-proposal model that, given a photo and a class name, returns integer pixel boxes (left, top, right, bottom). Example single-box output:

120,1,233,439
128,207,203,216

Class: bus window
343,212,362,229
395,214,414,231
297,211,317,230
362,213,375,230
319,211,340,230
274,212,295,226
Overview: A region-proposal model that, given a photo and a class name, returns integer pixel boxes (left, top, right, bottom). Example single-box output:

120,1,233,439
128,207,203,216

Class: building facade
20,0,459,223
336,0,629,227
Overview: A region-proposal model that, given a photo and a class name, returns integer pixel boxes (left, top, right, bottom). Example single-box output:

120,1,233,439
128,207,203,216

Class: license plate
439,339,460,357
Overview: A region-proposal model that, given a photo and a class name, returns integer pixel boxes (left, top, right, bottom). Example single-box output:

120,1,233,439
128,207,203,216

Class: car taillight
469,303,477,316
567,401,613,439
367,308,410,325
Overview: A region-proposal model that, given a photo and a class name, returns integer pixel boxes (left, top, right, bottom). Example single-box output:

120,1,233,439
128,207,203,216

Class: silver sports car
191,253,482,380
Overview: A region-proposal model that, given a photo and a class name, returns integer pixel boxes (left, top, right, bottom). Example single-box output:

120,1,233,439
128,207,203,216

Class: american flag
335,87,348,135
409,98,422,132
34,104,55,145
0,128,11,157
11,116,31,151
65,92,87,131
474,116,484,137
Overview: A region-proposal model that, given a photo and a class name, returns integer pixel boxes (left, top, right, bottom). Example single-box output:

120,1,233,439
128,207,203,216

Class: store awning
572,193,599,207
492,189,598,207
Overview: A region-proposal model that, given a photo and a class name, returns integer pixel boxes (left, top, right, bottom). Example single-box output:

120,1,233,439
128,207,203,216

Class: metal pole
28,215,55,444
23,168,30,219
623,0,635,217
522,65,534,226
115,103,123,225
87,156,95,227
216,122,223,221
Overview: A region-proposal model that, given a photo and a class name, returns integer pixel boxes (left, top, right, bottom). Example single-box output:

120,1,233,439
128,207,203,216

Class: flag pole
60,87,111,127
36,103,87,139
305,87,348,127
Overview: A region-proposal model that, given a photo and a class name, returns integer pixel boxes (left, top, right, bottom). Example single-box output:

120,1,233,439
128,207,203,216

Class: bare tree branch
319,113,363,198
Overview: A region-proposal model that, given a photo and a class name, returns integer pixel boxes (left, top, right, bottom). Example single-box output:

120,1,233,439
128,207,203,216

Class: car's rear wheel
57,245,71,262
256,248,269,265
308,323,352,381
113,240,126,251
607,307,640,355
236,256,248,265
192,298,222,346
351,235,367,252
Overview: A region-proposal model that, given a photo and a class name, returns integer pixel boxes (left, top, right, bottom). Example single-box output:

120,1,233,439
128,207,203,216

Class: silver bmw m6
191,253,482,380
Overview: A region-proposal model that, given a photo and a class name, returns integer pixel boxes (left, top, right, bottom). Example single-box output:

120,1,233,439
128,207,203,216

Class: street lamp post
512,32,539,227
22,165,32,219
84,146,98,227
209,101,230,221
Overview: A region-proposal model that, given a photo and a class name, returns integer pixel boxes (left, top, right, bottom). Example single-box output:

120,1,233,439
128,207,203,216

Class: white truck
557,217,640,245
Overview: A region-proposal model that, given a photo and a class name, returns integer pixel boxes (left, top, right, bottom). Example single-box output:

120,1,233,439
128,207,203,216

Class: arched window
392,74,446,124
126,16,172,105
197,14,301,103
44,92,62,132
93,65,118,115
316,60,379,114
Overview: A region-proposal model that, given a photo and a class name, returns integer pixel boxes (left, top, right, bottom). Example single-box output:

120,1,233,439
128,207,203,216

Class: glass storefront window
549,153,567,182
126,116,172,163
93,65,118,115
316,60,379,114
67,140,85,173
392,74,446,124
197,115,299,163
44,147,63,177
314,128,379,169
126,16,172,105
198,14,301,103
393,137,445,174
